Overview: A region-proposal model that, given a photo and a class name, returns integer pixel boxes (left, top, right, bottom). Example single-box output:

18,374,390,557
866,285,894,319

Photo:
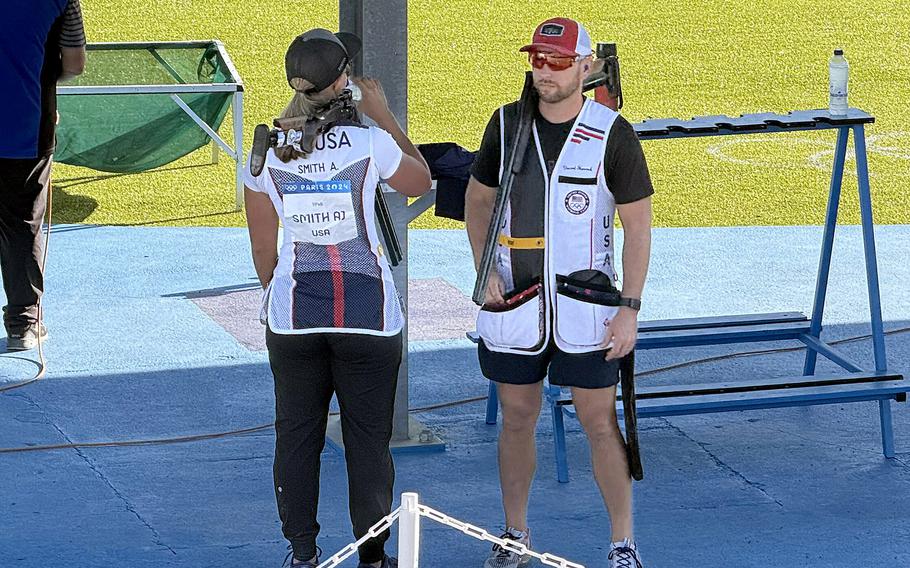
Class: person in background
0,0,86,351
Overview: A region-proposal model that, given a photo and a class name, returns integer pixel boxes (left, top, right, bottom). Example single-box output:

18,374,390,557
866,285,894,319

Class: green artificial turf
52,0,910,229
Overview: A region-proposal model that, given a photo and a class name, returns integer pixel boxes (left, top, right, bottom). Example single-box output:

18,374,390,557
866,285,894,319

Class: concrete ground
2,225,909,567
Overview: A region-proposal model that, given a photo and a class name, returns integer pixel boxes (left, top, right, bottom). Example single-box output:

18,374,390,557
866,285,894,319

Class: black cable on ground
0,358,42,393
3,325,908,455
0,396,492,455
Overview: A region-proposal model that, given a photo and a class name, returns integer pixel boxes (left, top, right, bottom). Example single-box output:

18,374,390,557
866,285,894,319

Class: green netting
55,43,235,173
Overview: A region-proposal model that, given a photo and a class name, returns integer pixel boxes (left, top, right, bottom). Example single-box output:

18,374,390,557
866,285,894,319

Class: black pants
266,329,402,564
0,156,51,334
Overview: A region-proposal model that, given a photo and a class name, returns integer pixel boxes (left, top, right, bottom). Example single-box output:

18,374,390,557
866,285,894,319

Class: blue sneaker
357,554,397,568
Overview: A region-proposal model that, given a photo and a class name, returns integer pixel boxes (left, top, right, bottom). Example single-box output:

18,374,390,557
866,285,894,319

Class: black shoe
6,323,48,352
283,545,320,567
357,554,397,568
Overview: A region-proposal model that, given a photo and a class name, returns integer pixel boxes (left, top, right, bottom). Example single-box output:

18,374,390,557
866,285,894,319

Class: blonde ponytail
274,73,348,162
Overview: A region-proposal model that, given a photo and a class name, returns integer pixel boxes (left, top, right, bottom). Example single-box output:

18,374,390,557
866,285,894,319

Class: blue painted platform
2,225,909,567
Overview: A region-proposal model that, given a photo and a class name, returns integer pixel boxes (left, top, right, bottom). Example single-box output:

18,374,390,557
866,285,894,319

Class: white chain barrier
316,508,401,568
314,493,584,568
416,502,585,568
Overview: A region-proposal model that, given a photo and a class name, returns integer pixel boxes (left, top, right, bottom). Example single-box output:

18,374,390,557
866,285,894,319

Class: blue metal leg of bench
799,334,863,372
854,125,888,373
879,399,895,458
804,126,849,377
854,125,894,458
551,402,570,483
486,381,498,425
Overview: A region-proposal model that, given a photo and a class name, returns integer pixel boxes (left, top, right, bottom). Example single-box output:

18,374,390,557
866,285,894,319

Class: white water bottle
346,79,362,102
828,49,849,115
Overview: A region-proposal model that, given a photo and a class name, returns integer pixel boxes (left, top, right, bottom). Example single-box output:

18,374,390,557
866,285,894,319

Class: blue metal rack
478,108,908,482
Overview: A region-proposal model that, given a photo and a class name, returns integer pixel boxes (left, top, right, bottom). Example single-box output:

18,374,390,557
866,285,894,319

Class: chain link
416,505,585,568
315,508,401,568
311,500,584,568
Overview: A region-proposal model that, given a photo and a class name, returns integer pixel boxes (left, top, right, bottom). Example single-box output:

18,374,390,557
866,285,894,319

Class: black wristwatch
619,297,641,311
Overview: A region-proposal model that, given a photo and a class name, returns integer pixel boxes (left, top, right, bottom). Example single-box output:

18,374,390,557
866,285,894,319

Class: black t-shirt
470,99,654,204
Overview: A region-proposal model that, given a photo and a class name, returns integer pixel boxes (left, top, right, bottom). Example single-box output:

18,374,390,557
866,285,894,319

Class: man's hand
484,270,506,306
603,307,638,360
352,77,393,124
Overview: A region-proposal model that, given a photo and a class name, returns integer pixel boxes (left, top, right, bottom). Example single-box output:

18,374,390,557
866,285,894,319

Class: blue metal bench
469,314,909,483
468,108,907,482
474,310,815,424
550,368,906,483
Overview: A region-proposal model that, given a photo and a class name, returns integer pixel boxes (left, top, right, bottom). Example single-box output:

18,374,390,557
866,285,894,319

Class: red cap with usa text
519,17,593,57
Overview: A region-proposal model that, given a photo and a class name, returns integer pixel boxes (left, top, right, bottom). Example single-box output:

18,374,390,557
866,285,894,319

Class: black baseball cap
285,28,362,93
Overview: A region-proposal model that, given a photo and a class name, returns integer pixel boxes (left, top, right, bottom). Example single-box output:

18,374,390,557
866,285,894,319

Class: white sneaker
608,538,643,568
483,527,531,568
5,323,48,352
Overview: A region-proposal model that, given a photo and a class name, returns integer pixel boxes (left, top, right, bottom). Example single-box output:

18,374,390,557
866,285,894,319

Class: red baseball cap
519,17,593,58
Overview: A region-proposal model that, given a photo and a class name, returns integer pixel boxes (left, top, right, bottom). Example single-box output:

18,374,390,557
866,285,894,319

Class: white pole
398,492,420,568
169,94,235,158
232,90,244,211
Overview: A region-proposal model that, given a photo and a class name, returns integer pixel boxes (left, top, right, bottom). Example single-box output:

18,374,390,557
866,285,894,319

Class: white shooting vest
477,98,621,354
247,123,404,336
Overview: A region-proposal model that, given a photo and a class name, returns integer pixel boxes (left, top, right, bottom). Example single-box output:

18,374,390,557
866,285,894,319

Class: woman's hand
352,77,394,124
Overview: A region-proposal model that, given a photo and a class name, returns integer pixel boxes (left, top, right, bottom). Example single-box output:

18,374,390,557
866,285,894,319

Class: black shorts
478,338,620,389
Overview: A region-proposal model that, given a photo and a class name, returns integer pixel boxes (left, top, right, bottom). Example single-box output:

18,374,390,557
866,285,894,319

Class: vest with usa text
476,98,621,354
256,124,404,336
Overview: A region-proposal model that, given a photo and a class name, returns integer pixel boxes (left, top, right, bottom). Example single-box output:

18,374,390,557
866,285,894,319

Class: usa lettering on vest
315,130,352,151
477,99,621,355
261,125,405,337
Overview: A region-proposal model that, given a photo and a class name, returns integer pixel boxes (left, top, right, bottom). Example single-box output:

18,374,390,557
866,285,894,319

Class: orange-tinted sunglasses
528,51,579,71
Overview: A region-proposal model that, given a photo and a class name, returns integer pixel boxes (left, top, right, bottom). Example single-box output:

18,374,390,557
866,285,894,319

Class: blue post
852,125,888,373
551,404,570,483
804,126,850,376
880,399,895,458
486,381,498,425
